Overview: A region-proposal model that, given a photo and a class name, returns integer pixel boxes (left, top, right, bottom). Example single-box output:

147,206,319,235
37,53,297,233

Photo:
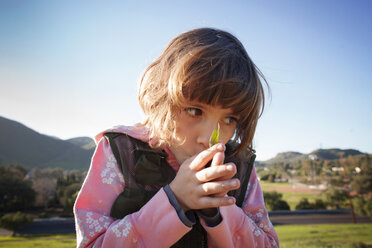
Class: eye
223,116,238,125
185,107,203,117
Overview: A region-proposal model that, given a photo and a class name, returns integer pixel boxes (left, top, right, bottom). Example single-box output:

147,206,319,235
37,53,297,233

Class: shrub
274,200,290,211
323,187,348,209
351,242,369,248
295,198,314,210
263,191,290,211
61,184,81,216
39,211,52,218
294,198,327,210
314,199,327,209
353,197,372,217
351,175,372,195
0,211,33,236
0,172,36,211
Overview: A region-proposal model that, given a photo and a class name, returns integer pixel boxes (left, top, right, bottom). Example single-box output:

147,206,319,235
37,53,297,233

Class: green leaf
209,123,220,147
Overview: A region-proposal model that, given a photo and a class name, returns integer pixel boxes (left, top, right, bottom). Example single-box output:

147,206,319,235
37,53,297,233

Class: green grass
276,223,372,248
1,225,371,247
0,234,76,248
1,224,372,248
260,181,319,210
280,191,319,210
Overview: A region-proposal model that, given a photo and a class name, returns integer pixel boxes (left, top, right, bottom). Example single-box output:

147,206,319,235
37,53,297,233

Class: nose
196,120,219,149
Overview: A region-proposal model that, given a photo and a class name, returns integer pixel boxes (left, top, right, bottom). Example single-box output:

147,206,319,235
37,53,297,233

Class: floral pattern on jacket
74,125,279,247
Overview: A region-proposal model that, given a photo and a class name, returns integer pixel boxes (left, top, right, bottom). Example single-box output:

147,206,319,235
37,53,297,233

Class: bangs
188,79,256,116
170,45,263,123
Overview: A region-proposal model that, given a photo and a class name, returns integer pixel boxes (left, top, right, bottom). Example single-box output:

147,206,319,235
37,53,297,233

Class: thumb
211,150,225,167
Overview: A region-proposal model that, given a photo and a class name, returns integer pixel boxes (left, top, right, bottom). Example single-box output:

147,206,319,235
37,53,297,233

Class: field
0,234,76,248
0,183,366,247
0,224,371,247
276,223,372,248
260,181,320,210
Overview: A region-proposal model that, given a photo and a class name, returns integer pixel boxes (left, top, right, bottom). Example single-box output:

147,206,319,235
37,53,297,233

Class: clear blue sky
1,0,371,160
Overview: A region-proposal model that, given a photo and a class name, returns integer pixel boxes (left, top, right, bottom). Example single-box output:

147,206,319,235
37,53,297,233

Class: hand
208,148,239,197
169,143,240,212
198,148,240,216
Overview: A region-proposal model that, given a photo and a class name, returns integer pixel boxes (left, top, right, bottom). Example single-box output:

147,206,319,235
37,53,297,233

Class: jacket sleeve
74,137,191,248
200,167,279,248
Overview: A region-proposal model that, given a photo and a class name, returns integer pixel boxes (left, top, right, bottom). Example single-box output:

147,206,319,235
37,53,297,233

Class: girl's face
169,101,239,165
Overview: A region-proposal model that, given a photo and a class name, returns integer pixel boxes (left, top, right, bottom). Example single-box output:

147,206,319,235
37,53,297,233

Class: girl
74,28,279,247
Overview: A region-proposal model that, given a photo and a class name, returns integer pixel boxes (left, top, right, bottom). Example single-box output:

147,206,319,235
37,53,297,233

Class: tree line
0,164,86,216
258,154,372,216
0,163,87,235
1,153,371,235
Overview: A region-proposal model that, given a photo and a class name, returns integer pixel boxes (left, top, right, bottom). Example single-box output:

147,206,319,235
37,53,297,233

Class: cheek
174,113,196,139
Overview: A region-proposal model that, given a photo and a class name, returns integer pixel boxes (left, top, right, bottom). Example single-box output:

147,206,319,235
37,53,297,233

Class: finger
200,179,240,195
211,150,225,167
189,143,225,171
195,163,236,182
197,196,236,209
213,163,237,181
213,192,227,197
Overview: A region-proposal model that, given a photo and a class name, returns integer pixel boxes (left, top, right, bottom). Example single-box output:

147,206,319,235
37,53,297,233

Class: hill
0,116,95,170
310,148,362,160
0,116,367,171
263,151,304,165
67,137,96,150
260,148,365,166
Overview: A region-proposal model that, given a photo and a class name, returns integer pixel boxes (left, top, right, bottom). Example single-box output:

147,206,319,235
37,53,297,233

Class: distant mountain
260,148,365,166
310,148,362,160
0,116,95,170
1,116,367,171
67,137,96,150
263,151,304,165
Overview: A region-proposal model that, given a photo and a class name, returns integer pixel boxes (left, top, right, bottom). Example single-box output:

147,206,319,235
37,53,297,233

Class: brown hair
138,28,267,156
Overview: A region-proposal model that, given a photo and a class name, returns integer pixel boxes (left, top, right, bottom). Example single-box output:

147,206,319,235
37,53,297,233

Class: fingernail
217,143,225,151
231,180,238,186
227,165,233,171
228,198,235,204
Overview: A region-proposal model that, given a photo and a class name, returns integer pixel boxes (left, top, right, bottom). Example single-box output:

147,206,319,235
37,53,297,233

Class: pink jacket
74,125,279,247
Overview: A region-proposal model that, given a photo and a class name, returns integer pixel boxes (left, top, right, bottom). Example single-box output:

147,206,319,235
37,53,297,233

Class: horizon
1,114,370,162
1,1,371,160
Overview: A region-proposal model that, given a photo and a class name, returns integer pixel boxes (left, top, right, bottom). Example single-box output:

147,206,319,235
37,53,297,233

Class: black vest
104,132,255,248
